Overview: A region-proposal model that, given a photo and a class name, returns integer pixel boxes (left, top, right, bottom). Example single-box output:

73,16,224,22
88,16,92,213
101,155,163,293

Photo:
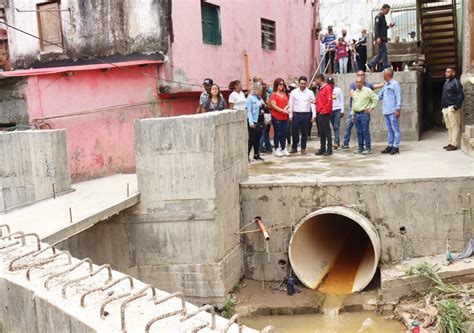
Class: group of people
320,3,394,74
196,65,465,161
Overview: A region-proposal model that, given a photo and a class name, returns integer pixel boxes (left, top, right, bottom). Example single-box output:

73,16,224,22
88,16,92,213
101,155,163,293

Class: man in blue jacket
441,66,465,151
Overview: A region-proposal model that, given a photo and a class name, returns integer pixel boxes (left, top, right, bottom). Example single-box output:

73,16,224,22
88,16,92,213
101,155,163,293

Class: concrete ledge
3,174,139,244
380,255,474,303
0,229,255,332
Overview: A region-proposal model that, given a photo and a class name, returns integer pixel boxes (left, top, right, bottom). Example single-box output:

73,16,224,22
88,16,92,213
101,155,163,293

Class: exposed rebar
26,251,72,280
189,322,210,333
0,224,11,238
44,258,93,289
100,292,131,319
120,285,156,333
81,275,134,307
62,264,113,298
144,309,184,333
221,314,242,333
181,304,216,330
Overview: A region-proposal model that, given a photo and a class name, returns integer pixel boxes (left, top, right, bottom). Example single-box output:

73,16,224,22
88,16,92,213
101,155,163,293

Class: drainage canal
288,207,381,294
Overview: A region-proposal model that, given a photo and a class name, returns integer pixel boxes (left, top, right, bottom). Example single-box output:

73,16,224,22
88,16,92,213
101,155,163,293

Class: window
37,1,63,52
261,18,276,50
201,2,221,45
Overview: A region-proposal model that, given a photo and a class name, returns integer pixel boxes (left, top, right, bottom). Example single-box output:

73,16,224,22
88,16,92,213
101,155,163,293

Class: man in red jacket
315,74,334,156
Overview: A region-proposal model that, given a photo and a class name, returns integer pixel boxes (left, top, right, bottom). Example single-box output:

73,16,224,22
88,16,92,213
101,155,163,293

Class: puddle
242,312,406,332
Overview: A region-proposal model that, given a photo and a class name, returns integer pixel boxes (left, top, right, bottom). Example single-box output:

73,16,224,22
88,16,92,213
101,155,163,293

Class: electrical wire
0,20,205,88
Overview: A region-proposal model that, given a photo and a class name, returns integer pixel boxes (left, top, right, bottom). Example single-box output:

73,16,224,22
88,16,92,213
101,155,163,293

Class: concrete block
332,72,421,142
0,130,71,212
465,125,474,138
133,110,248,305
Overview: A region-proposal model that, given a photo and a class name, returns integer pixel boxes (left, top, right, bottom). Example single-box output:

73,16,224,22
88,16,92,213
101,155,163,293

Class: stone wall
0,130,71,212
240,177,474,282
0,77,28,126
461,74,474,128
331,71,422,143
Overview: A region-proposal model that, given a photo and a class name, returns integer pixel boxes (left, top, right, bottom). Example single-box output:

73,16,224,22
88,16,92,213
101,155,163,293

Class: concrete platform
380,254,474,302
1,174,139,244
245,131,474,185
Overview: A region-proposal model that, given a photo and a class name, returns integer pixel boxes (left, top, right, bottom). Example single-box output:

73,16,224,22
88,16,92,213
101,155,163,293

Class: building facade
0,0,320,181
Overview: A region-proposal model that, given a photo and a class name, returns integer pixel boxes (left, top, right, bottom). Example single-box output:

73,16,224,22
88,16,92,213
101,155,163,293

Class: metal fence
371,3,419,43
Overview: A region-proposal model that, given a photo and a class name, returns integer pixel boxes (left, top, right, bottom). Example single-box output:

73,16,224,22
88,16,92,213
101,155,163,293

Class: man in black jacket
368,4,394,71
441,66,465,151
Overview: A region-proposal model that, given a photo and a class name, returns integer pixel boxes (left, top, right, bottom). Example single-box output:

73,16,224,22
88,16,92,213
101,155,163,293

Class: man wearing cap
196,78,223,113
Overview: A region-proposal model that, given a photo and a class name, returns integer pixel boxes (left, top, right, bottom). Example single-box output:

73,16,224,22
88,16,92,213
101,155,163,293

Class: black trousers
357,46,367,71
324,50,336,73
317,113,332,152
248,124,262,156
292,112,312,150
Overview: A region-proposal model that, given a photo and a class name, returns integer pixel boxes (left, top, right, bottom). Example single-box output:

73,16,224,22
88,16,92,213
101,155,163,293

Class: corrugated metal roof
0,59,163,77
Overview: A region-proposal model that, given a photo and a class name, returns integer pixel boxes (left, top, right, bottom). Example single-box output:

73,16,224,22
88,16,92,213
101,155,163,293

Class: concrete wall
0,235,252,332
461,74,474,127
461,0,474,74
332,71,422,143
168,0,319,91
0,129,71,212
0,77,28,125
240,177,474,282
61,110,249,306
4,0,171,69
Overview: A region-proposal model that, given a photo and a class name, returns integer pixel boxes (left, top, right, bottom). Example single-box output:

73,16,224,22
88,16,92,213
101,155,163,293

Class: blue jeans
292,112,312,150
343,108,353,146
354,112,371,151
330,109,342,145
272,116,289,150
384,113,400,148
319,55,325,74
369,41,388,70
259,123,272,151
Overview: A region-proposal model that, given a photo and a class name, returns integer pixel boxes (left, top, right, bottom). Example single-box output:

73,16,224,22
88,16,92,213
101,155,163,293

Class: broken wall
0,129,71,212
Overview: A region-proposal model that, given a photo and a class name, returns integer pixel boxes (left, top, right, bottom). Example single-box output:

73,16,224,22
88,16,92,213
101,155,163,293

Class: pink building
1,0,320,181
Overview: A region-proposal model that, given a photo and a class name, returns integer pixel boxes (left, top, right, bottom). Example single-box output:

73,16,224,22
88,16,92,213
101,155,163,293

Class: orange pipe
255,217,270,241
244,51,250,92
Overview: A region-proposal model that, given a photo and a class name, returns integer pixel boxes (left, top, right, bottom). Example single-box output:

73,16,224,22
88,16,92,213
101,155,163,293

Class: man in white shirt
327,77,344,148
289,76,316,155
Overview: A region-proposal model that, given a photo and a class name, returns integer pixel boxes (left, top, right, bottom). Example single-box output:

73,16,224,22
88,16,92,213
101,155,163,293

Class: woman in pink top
335,37,349,74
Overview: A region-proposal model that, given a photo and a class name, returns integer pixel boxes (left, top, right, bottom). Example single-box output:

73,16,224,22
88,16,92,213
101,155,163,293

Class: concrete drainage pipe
288,206,381,294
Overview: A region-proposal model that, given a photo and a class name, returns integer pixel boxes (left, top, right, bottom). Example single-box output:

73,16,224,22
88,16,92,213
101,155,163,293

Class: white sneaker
282,149,291,156
274,148,283,157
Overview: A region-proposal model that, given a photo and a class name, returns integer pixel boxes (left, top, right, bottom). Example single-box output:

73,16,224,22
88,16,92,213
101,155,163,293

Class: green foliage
222,297,235,319
406,262,458,296
406,262,471,332
437,299,470,333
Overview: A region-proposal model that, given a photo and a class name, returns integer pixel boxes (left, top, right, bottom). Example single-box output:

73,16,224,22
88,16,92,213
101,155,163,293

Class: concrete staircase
461,125,474,157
